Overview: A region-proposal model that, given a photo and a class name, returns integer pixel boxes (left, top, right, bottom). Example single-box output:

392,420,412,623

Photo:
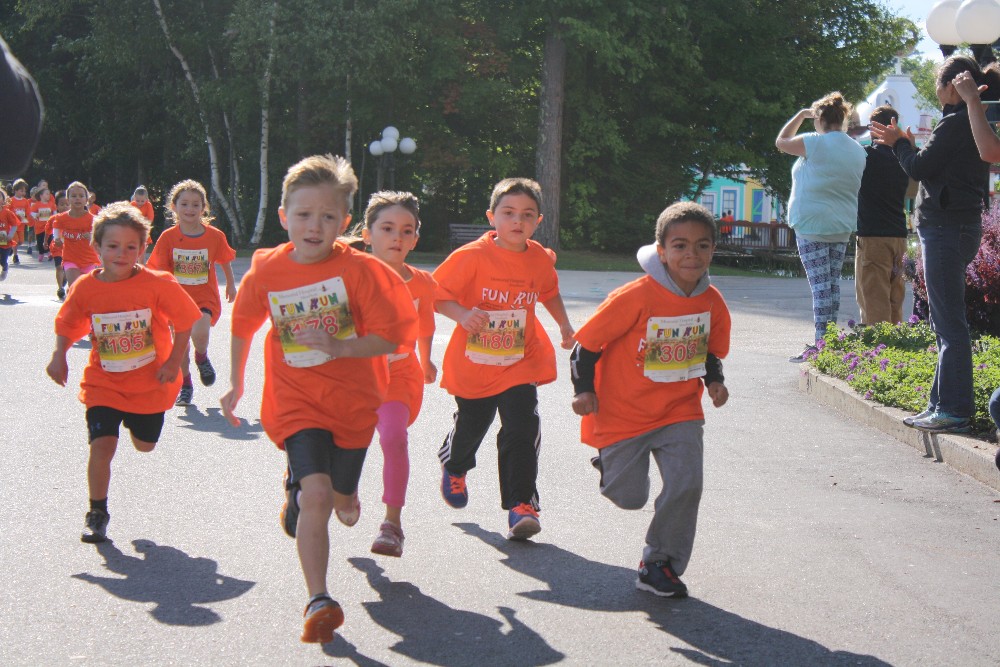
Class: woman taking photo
870,55,1000,433
776,92,866,362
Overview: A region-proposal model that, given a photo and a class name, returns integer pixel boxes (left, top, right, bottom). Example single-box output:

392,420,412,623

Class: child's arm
157,327,192,384
435,299,489,332
293,330,396,359
417,334,437,384
541,294,575,350
570,342,602,415
221,261,237,303
220,334,252,427
45,335,73,386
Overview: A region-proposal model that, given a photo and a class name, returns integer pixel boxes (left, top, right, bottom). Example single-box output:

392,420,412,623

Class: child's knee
601,480,650,510
132,437,157,453
89,436,118,460
298,482,335,516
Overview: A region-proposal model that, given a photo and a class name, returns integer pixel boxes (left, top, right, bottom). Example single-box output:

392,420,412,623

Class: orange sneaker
301,595,344,643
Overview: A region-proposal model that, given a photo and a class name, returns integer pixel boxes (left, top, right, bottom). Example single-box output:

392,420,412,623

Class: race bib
269,277,356,368
465,309,526,366
643,313,710,383
92,309,156,372
15,209,26,223
172,248,210,285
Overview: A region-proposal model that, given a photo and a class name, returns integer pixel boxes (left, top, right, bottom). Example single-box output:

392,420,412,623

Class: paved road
2,255,998,666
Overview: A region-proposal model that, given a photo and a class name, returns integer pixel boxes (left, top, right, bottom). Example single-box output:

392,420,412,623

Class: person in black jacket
0,35,41,179
870,56,1000,434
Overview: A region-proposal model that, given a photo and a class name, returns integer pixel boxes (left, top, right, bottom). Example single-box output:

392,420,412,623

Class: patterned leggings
796,237,848,342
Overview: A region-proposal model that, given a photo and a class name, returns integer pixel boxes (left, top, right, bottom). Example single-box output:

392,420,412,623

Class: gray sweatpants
595,420,704,575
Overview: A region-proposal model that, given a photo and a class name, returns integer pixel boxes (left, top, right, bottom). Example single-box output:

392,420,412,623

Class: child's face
14,186,26,198
97,225,143,281
279,184,351,264
39,189,50,202
486,192,541,252
56,197,69,213
362,205,418,266
655,220,715,295
88,193,96,204
172,190,206,227
68,187,88,212
134,193,148,206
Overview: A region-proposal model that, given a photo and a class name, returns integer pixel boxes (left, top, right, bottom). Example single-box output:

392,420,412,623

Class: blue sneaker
903,408,934,427
636,560,688,598
441,467,468,508
507,503,540,540
911,411,971,434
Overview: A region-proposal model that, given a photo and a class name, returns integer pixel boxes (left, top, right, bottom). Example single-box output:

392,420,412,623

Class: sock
195,351,209,364
182,374,193,388
90,498,108,514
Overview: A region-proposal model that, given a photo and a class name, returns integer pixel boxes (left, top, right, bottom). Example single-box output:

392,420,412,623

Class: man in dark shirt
0,35,42,179
856,105,910,324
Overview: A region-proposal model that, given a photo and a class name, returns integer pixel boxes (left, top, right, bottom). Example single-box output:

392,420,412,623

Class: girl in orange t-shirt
51,181,100,286
147,180,237,405
47,190,69,299
356,191,438,557
9,178,30,263
46,202,201,544
0,189,19,278
31,186,56,258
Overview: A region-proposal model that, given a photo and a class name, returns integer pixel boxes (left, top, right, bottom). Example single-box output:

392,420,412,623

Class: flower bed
808,318,1000,435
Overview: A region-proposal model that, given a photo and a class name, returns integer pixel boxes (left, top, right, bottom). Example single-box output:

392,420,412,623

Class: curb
799,367,1000,494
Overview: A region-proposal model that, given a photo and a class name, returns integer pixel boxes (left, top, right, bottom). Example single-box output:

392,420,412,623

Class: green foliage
812,321,1000,434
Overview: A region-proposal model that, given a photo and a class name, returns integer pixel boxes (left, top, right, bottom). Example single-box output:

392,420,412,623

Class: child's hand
423,359,438,384
460,308,490,333
53,238,63,247
157,359,181,384
46,354,68,386
294,328,344,358
572,392,598,416
707,381,728,408
225,282,237,303
559,324,576,350
220,385,243,427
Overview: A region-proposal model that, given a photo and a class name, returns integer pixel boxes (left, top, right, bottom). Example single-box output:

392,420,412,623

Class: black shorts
284,428,367,495
53,256,62,267
199,307,213,317
86,406,165,444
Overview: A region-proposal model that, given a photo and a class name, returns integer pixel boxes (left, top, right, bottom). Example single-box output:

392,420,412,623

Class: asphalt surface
2,254,998,666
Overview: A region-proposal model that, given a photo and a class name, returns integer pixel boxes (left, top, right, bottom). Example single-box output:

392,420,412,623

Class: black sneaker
81,510,109,543
636,560,688,598
195,356,216,386
176,384,194,406
56,286,65,300
788,344,819,363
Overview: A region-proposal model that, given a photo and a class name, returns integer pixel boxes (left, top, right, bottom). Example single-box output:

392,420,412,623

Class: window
721,188,738,218
699,193,716,215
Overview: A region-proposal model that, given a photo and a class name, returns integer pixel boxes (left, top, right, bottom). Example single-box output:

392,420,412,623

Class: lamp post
369,125,416,191
927,0,1000,61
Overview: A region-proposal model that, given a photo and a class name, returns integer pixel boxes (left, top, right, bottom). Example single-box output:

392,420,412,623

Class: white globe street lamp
927,0,963,50
955,0,1000,45
368,125,416,191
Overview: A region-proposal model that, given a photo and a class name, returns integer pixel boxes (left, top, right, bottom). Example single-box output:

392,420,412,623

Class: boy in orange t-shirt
220,154,417,644
571,201,731,599
147,179,237,406
433,177,574,541
0,190,19,279
46,203,201,544
9,178,30,262
31,186,56,259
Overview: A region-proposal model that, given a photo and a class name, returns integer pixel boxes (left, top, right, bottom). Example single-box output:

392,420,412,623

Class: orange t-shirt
89,204,101,216
574,275,732,449
54,267,202,413
147,224,237,325
44,217,62,257
51,211,100,266
10,196,31,227
0,208,18,248
31,199,56,233
433,231,560,399
384,266,437,425
131,200,154,222
231,241,418,450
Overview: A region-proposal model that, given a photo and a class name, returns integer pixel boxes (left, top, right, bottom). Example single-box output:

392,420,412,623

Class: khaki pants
855,236,907,325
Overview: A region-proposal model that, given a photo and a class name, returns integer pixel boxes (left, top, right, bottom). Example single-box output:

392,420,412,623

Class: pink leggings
376,401,410,508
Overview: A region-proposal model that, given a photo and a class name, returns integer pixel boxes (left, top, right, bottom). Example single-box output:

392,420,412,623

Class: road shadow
338,557,563,666
72,539,255,625
455,523,891,666
0,293,22,305
174,405,264,440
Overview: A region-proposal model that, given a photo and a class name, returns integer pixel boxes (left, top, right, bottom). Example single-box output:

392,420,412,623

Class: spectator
0,35,42,178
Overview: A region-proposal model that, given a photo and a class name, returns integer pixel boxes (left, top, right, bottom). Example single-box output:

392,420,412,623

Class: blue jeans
917,222,982,417
989,387,1000,431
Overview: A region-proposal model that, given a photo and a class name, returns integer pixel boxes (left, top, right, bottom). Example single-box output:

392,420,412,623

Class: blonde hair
65,181,90,197
92,201,151,247
281,154,357,211
811,92,852,131
166,179,213,225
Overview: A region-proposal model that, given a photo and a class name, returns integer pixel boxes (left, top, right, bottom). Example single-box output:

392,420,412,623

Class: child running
51,181,100,287
358,191,438,557
46,203,201,543
46,190,69,299
570,201,731,598
31,185,56,260
0,189,19,280
9,178,30,262
433,177,574,540
147,179,237,406
220,155,416,644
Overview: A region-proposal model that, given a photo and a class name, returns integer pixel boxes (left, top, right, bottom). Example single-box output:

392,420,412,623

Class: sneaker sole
199,373,216,387
635,578,688,598
370,540,403,557
912,424,972,434
301,602,344,643
507,518,541,541
280,500,297,539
